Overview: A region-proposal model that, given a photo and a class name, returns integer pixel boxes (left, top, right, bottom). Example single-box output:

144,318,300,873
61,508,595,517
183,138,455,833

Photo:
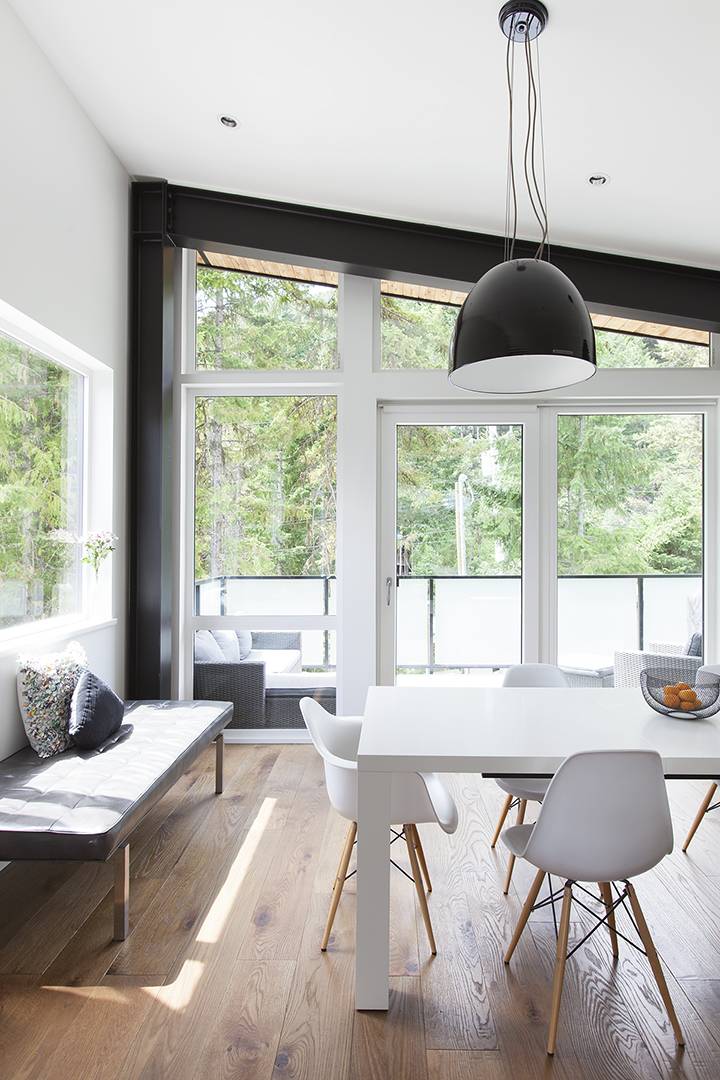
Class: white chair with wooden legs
491,664,569,893
300,697,458,956
502,749,682,1057
682,780,720,851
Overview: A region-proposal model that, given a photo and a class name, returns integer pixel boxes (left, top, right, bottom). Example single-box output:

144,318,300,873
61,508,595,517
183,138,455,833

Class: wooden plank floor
1,744,720,1079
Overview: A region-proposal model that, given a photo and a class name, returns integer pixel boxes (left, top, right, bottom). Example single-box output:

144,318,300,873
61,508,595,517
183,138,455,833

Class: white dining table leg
355,768,392,1009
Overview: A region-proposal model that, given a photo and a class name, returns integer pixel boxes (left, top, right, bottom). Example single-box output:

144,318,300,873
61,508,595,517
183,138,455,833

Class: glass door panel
392,422,523,685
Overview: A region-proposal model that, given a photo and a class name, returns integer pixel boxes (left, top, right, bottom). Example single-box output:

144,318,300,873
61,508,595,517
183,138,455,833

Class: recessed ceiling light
588,174,609,186
219,115,238,129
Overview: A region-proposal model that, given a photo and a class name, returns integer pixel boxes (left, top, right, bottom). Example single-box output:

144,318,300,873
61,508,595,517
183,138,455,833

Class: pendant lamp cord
504,17,518,262
504,14,550,262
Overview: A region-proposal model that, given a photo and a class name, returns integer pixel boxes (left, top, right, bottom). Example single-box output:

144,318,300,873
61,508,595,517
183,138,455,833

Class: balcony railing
195,572,702,673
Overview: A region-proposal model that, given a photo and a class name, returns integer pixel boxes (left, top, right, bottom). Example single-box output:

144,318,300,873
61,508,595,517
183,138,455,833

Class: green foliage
196,267,338,370
195,395,336,581
0,335,82,627
381,295,458,369
596,330,707,369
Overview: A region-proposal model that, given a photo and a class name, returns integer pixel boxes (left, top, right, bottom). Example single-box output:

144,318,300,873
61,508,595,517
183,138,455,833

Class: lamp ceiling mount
498,1,548,42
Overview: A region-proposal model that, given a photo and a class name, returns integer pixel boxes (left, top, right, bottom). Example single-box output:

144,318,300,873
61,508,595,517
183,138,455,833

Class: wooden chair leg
505,868,545,964
491,793,514,848
321,821,357,951
405,825,436,955
547,883,573,1056
599,882,619,959
626,882,684,1046
682,782,717,852
113,843,130,941
503,799,527,894
412,826,432,893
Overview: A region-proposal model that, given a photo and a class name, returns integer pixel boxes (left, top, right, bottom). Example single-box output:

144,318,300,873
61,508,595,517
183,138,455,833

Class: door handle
385,576,393,606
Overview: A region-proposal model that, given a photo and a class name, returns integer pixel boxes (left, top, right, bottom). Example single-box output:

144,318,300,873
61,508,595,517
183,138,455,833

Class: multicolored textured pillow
17,642,88,758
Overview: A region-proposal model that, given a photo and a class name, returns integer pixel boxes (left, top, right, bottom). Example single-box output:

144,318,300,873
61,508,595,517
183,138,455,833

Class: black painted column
128,182,176,698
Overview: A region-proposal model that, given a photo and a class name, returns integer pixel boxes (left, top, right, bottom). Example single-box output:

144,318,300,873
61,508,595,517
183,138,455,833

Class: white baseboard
223,729,311,745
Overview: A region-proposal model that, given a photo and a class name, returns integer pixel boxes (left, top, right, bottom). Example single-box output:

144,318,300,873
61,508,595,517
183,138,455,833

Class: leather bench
0,699,231,940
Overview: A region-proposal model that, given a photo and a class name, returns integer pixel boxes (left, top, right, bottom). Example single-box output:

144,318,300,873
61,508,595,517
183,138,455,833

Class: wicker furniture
561,664,614,688
614,637,703,688
193,630,336,729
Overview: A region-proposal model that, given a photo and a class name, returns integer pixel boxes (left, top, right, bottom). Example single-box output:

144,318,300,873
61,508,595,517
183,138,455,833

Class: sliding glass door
379,409,535,686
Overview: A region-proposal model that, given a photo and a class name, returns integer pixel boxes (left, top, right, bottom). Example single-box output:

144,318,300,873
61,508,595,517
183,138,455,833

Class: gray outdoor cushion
0,700,231,861
237,630,252,659
686,632,703,657
212,630,241,663
194,630,224,662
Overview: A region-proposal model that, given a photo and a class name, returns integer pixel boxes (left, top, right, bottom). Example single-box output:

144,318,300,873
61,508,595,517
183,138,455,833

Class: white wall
0,0,129,759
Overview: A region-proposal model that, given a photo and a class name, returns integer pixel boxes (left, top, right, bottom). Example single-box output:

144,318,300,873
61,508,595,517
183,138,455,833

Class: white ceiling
10,0,720,269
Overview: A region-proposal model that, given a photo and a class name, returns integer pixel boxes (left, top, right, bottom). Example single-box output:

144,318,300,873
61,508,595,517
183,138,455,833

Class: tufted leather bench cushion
0,700,231,862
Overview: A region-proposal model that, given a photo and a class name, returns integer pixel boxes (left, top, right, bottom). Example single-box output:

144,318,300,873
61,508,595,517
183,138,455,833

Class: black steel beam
164,182,720,331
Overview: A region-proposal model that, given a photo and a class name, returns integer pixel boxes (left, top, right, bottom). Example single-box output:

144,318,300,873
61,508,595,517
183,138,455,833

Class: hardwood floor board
350,976,427,1080
676,979,720,1055
426,1049,514,1079
637,858,720,980
109,743,283,977
168,959,295,1080
235,762,331,960
582,916,720,1080
270,952,354,1080
0,860,77,952
530,921,662,1080
115,750,319,1076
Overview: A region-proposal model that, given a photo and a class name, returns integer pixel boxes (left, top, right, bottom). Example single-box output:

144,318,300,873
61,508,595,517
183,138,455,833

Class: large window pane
557,413,703,671
196,259,338,370
395,423,522,684
194,395,336,612
0,333,83,629
381,294,460,369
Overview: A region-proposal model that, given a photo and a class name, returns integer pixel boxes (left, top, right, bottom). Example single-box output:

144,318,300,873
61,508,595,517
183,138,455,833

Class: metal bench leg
114,843,130,941
215,733,224,795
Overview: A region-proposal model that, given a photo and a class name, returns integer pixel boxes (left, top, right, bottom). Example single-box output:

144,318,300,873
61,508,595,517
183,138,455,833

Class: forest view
194,266,703,593
0,333,83,629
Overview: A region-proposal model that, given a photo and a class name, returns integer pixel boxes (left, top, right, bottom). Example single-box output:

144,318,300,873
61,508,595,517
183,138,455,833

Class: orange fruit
680,701,697,711
665,694,681,709
679,689,697,702
676,683,691,691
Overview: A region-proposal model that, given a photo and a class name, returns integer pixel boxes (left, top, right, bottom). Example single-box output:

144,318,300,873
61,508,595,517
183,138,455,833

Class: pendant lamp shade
448,259,596,393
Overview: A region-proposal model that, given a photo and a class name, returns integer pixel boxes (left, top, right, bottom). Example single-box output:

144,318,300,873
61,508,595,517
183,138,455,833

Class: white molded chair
491,664,569,893
300,697,458,955
502,749,682,1056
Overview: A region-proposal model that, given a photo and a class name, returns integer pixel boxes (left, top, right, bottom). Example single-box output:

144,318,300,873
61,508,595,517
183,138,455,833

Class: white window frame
175,250,720,730
0,298,115,648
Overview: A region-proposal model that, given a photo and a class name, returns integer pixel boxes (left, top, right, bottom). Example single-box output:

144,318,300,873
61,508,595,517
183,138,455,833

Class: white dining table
355,685,720,1009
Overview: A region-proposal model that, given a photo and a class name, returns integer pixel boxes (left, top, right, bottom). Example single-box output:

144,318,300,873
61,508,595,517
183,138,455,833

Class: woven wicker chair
614,638,703,688
194,631,302,729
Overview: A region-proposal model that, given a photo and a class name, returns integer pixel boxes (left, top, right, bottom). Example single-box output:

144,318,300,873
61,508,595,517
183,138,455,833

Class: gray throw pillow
237,630,252,660
213,630,241,662
16,642,88,758
69,671,125,751
195,630,225,662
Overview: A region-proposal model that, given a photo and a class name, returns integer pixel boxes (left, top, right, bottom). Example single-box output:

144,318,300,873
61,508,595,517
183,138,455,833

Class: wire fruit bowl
641,668,720,720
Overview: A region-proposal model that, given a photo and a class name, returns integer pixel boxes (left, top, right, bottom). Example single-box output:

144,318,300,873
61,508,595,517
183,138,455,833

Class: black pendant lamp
449,2,596,394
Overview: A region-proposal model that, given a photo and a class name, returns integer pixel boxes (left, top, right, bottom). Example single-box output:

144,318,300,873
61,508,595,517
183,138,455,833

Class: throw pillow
69,671,125,751
17,642,88,758
212,630,241,663
194,629,225,662
237,630,252,660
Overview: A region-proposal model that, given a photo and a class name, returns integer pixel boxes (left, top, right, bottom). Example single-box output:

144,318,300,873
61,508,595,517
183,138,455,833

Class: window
0,331,84,629
556,412,704,670
195,254,338,370
594,315,709,368
194,394,336,617
380,281,465,369
379,280,710,371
